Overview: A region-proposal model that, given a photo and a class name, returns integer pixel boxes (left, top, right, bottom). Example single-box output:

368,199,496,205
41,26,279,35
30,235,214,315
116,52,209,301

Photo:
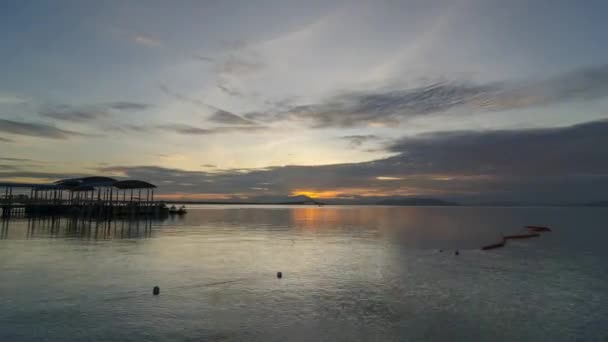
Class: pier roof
1,176,157,190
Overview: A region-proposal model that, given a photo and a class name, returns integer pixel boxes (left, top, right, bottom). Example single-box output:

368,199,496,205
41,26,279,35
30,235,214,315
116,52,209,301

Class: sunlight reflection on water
1,205,607,341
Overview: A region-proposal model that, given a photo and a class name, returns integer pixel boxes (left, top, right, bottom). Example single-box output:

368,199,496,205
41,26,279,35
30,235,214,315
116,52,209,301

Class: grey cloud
0,137,14,143
92,119,608,202
257,64,608,128
217,83,242,97
0,157,34,162
0,170,84,180
40,102,152,122
195,55,214,62
209,110,256,125
155,123,266,135
387,119,608,177
216,55,264,76
160,84,241,115
0,118,87,139
8,119,605,202
340,135,381,148
156,124,213,135
159,84,209,108
108,102,152,111
39,106,110,122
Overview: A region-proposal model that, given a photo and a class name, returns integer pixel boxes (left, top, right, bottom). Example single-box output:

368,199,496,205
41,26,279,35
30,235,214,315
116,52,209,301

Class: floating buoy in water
276,272,283,279
153,286,160,295
504,233,540,239
455,250,460,256
481,238,506,250
525,225,552,232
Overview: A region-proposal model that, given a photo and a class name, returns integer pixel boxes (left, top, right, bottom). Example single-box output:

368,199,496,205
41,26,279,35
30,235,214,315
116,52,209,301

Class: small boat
504,233,540,239
169,205,186,214
525,225,552,232
481,237,506,250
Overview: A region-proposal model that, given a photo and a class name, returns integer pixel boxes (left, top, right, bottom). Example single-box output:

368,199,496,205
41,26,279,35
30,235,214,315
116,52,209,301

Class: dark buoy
439,249,443,253
455,250,460,256
153,286,160,295
276,271,283,279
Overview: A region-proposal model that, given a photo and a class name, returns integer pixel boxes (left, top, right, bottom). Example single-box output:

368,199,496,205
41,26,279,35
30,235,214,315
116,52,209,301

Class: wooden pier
1,177,169,218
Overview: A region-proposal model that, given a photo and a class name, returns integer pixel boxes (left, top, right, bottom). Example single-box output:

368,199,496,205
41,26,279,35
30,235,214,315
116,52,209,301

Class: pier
1,176,169,218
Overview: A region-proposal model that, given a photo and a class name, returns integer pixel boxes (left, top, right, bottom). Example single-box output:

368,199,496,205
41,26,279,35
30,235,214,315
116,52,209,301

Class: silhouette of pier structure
1,176,168,218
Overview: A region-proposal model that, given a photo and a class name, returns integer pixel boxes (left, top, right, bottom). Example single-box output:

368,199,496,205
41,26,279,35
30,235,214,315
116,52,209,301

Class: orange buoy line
504,232,540,239
525,225,552,232
481,237,506,250
481,225,552,251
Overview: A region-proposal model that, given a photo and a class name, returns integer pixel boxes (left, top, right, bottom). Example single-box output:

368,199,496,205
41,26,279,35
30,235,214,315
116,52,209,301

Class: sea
1,205,606,341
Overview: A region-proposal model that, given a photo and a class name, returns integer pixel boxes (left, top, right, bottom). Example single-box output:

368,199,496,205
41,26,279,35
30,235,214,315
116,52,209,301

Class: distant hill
376,197,459,206
165,194,324,205
583,201,608,207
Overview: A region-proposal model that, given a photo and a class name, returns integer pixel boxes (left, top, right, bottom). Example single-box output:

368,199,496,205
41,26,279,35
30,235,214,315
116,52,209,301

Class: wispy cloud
0,119,88,139
134,34,163,48
0,94,28,105
252,64,608,128
216,54,265,76
107,102,152,111
39,102,151,122
39,106,110,122
0,137,14,143
209,110,256,125
85,119,608,202
0,157,34,162
340,135,381,148
156,123,266,135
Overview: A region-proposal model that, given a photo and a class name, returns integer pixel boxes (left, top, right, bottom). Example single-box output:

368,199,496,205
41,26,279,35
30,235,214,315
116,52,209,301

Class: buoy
153,286,160,295
455,250,459,256
439,249,443,253
276,272,283,279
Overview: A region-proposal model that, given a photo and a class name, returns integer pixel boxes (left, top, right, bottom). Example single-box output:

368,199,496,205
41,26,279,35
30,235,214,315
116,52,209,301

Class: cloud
6,118,606,202
0,94,28,105
155,124,213,135
39,106,110,122
39,102,151,122
255,64,608,128
216,82,242,97
209,110,256,125
0,119,87,139
134,34,163,48
387,119,608,177
155,123,266,135
159,84,252,122
0,157,34,162
340,134,381,148
159,84,214,108
0,137,14,143
108,102,152,111
0,170,84,181
91,119,608,202
216,55,265,76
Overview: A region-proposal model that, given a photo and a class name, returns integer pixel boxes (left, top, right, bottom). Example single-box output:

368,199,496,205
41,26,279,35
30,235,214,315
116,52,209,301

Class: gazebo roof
112,180,156,189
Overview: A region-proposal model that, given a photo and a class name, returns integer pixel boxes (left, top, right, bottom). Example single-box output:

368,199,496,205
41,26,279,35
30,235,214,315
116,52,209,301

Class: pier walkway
1,176,168,218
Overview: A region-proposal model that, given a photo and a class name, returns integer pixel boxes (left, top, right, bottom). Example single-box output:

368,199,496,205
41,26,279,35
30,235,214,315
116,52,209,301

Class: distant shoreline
163,201,608,208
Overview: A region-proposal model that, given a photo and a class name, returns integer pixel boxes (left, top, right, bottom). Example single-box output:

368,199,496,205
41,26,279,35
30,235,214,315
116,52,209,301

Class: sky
1,0,608,202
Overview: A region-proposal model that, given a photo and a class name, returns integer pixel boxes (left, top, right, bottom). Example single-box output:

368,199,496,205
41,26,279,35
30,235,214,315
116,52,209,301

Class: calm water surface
1,205,607,341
